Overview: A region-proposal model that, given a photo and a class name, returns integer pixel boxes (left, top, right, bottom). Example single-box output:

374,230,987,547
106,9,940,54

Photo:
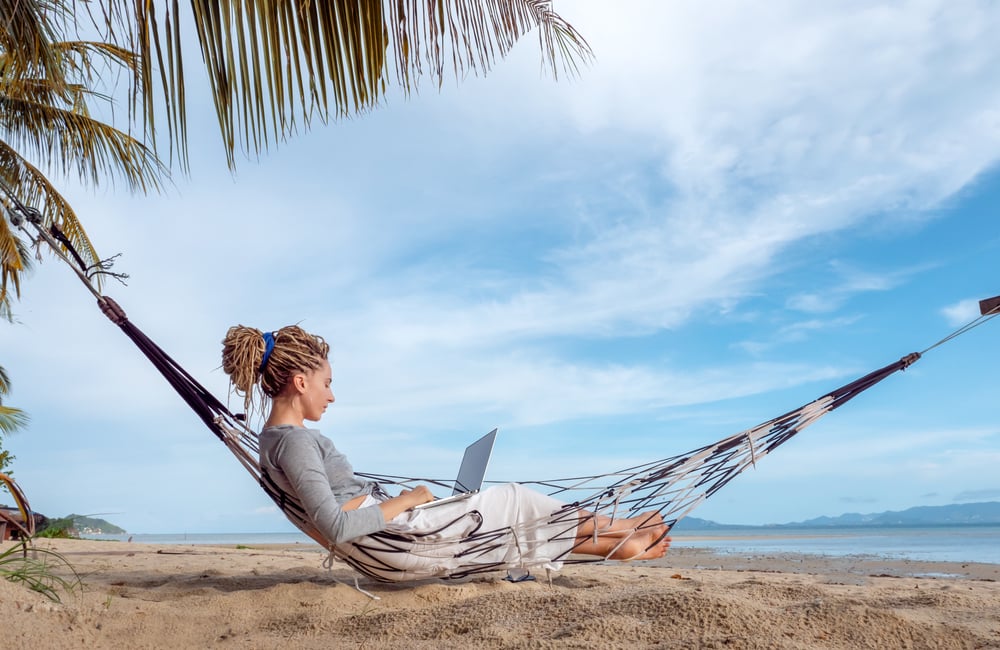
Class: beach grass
0,540,80,602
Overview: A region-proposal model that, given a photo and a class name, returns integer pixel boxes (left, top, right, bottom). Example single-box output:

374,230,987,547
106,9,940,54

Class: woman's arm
343,485,434,519
273,433,386,543
377,486,434,520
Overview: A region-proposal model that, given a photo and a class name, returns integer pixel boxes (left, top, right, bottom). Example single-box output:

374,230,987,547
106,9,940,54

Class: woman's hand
377,484,434,521
399,485,434,507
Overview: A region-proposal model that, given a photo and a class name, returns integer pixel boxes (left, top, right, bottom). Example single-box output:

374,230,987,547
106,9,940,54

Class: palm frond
0,364,13,394
0,405,29,435
389,0,592,84
0,367,29,434
0,141,100,279
92,0,592,168
54,40,141,72
0,3,169,315
0,216,31,319
0,31,166,195
0,93,166,193
0,0,65,80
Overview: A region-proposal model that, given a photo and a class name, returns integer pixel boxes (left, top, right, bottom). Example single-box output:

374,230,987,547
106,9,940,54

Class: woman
222,324,670,581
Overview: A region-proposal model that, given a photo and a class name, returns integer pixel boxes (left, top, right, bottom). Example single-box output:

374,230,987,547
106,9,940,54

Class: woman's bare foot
628,511,667,537
587,510,666,536
607,529,672,561
573,510,672,560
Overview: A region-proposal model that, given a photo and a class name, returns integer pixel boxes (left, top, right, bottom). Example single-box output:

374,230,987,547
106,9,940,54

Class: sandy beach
2,538,999,649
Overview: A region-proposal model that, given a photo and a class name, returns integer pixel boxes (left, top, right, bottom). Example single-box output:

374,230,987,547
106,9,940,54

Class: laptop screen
452,428,498,494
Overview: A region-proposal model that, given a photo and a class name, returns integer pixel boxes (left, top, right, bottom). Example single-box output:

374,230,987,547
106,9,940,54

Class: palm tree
0,1,167,317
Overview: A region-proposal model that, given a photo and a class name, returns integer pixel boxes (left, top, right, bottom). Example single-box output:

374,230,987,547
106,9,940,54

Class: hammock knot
98,296,128,324
900,352,921,369
216,418,240,443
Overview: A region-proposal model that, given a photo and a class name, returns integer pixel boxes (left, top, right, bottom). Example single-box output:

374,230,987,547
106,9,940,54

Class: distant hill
785,502,1000,528
672,502,1000,530
53,514,126,535
672,516,755,531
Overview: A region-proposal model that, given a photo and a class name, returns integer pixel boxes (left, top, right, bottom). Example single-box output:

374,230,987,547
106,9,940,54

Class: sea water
670,525,1000,564
84,525,1000,565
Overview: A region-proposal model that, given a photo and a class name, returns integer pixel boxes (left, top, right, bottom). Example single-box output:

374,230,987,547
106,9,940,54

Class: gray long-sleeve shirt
259,424,386,543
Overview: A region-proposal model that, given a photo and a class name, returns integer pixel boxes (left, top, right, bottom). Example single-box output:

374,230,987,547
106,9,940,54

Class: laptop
414,428,498,509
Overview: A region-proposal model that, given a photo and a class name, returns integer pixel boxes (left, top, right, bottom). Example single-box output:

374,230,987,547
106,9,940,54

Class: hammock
6,193,998,582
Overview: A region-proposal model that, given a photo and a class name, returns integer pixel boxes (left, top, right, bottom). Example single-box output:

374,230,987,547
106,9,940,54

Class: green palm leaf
0,2,170,313
0,219,33,320
0,405,29,435
97,0,592,167
0,141,104,297
1,0,590,312
0,366,29,435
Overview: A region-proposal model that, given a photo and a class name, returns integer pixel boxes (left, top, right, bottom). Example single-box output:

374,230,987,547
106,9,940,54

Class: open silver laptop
414,428,498,509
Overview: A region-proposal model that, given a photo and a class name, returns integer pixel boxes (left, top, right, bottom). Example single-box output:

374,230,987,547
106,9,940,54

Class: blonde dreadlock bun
221,324,330,413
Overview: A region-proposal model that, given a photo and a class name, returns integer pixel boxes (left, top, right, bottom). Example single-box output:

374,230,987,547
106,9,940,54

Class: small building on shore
0,505,48,541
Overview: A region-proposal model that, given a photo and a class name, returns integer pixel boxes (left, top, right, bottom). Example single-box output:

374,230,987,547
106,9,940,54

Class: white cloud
942,298,983,326
953,488,1000,502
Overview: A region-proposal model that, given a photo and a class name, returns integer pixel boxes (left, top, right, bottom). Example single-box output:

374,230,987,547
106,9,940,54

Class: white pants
335,483,578,581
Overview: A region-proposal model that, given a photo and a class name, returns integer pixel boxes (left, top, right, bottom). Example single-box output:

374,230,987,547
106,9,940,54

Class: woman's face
300,359,335,422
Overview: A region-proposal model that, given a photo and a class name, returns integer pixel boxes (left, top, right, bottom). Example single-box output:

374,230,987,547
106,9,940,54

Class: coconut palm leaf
0,36,165,194
0,405,29,435
2,0,589,312
0,365,14,395
0,141,111,307
0,128,159,311
0,0,63,80
0,366,29,435
0,92,165,192
94,0,592,167
0,4,170,313
0,220,33,320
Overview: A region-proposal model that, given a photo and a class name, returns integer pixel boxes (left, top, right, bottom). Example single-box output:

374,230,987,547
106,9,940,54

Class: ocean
84,525,1000,565
670,525,1000,564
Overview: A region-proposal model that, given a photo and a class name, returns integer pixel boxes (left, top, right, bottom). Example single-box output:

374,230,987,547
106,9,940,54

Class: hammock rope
920,306,998,355
4,190,995,581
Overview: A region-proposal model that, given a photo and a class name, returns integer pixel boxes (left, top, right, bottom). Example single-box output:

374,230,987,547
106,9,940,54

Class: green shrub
36,517,78,539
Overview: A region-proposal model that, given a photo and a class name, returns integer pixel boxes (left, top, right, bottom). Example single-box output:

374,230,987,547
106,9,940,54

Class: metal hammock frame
5,192,998,582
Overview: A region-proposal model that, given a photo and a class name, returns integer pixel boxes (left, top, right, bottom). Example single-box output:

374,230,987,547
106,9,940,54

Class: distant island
40,514,126,536
68,514,126,535
673,501,1000,531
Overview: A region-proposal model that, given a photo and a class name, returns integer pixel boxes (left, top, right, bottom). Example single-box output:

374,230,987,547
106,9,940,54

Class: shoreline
77,533,1000,579
4,539,999,648
656,545,1000,582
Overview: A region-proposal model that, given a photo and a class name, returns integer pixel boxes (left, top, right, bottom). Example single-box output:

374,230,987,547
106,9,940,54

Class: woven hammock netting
6,198,998,582
98,297,944,581
104,305,922,581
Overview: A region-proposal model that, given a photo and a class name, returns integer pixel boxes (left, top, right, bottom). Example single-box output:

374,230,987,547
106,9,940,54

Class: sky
3,1,1000,533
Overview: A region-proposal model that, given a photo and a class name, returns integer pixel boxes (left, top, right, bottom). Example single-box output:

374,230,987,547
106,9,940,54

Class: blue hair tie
259,331,276,372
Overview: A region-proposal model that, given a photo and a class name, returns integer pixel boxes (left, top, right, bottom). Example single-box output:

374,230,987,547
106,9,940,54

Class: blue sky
3,1,1000,533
